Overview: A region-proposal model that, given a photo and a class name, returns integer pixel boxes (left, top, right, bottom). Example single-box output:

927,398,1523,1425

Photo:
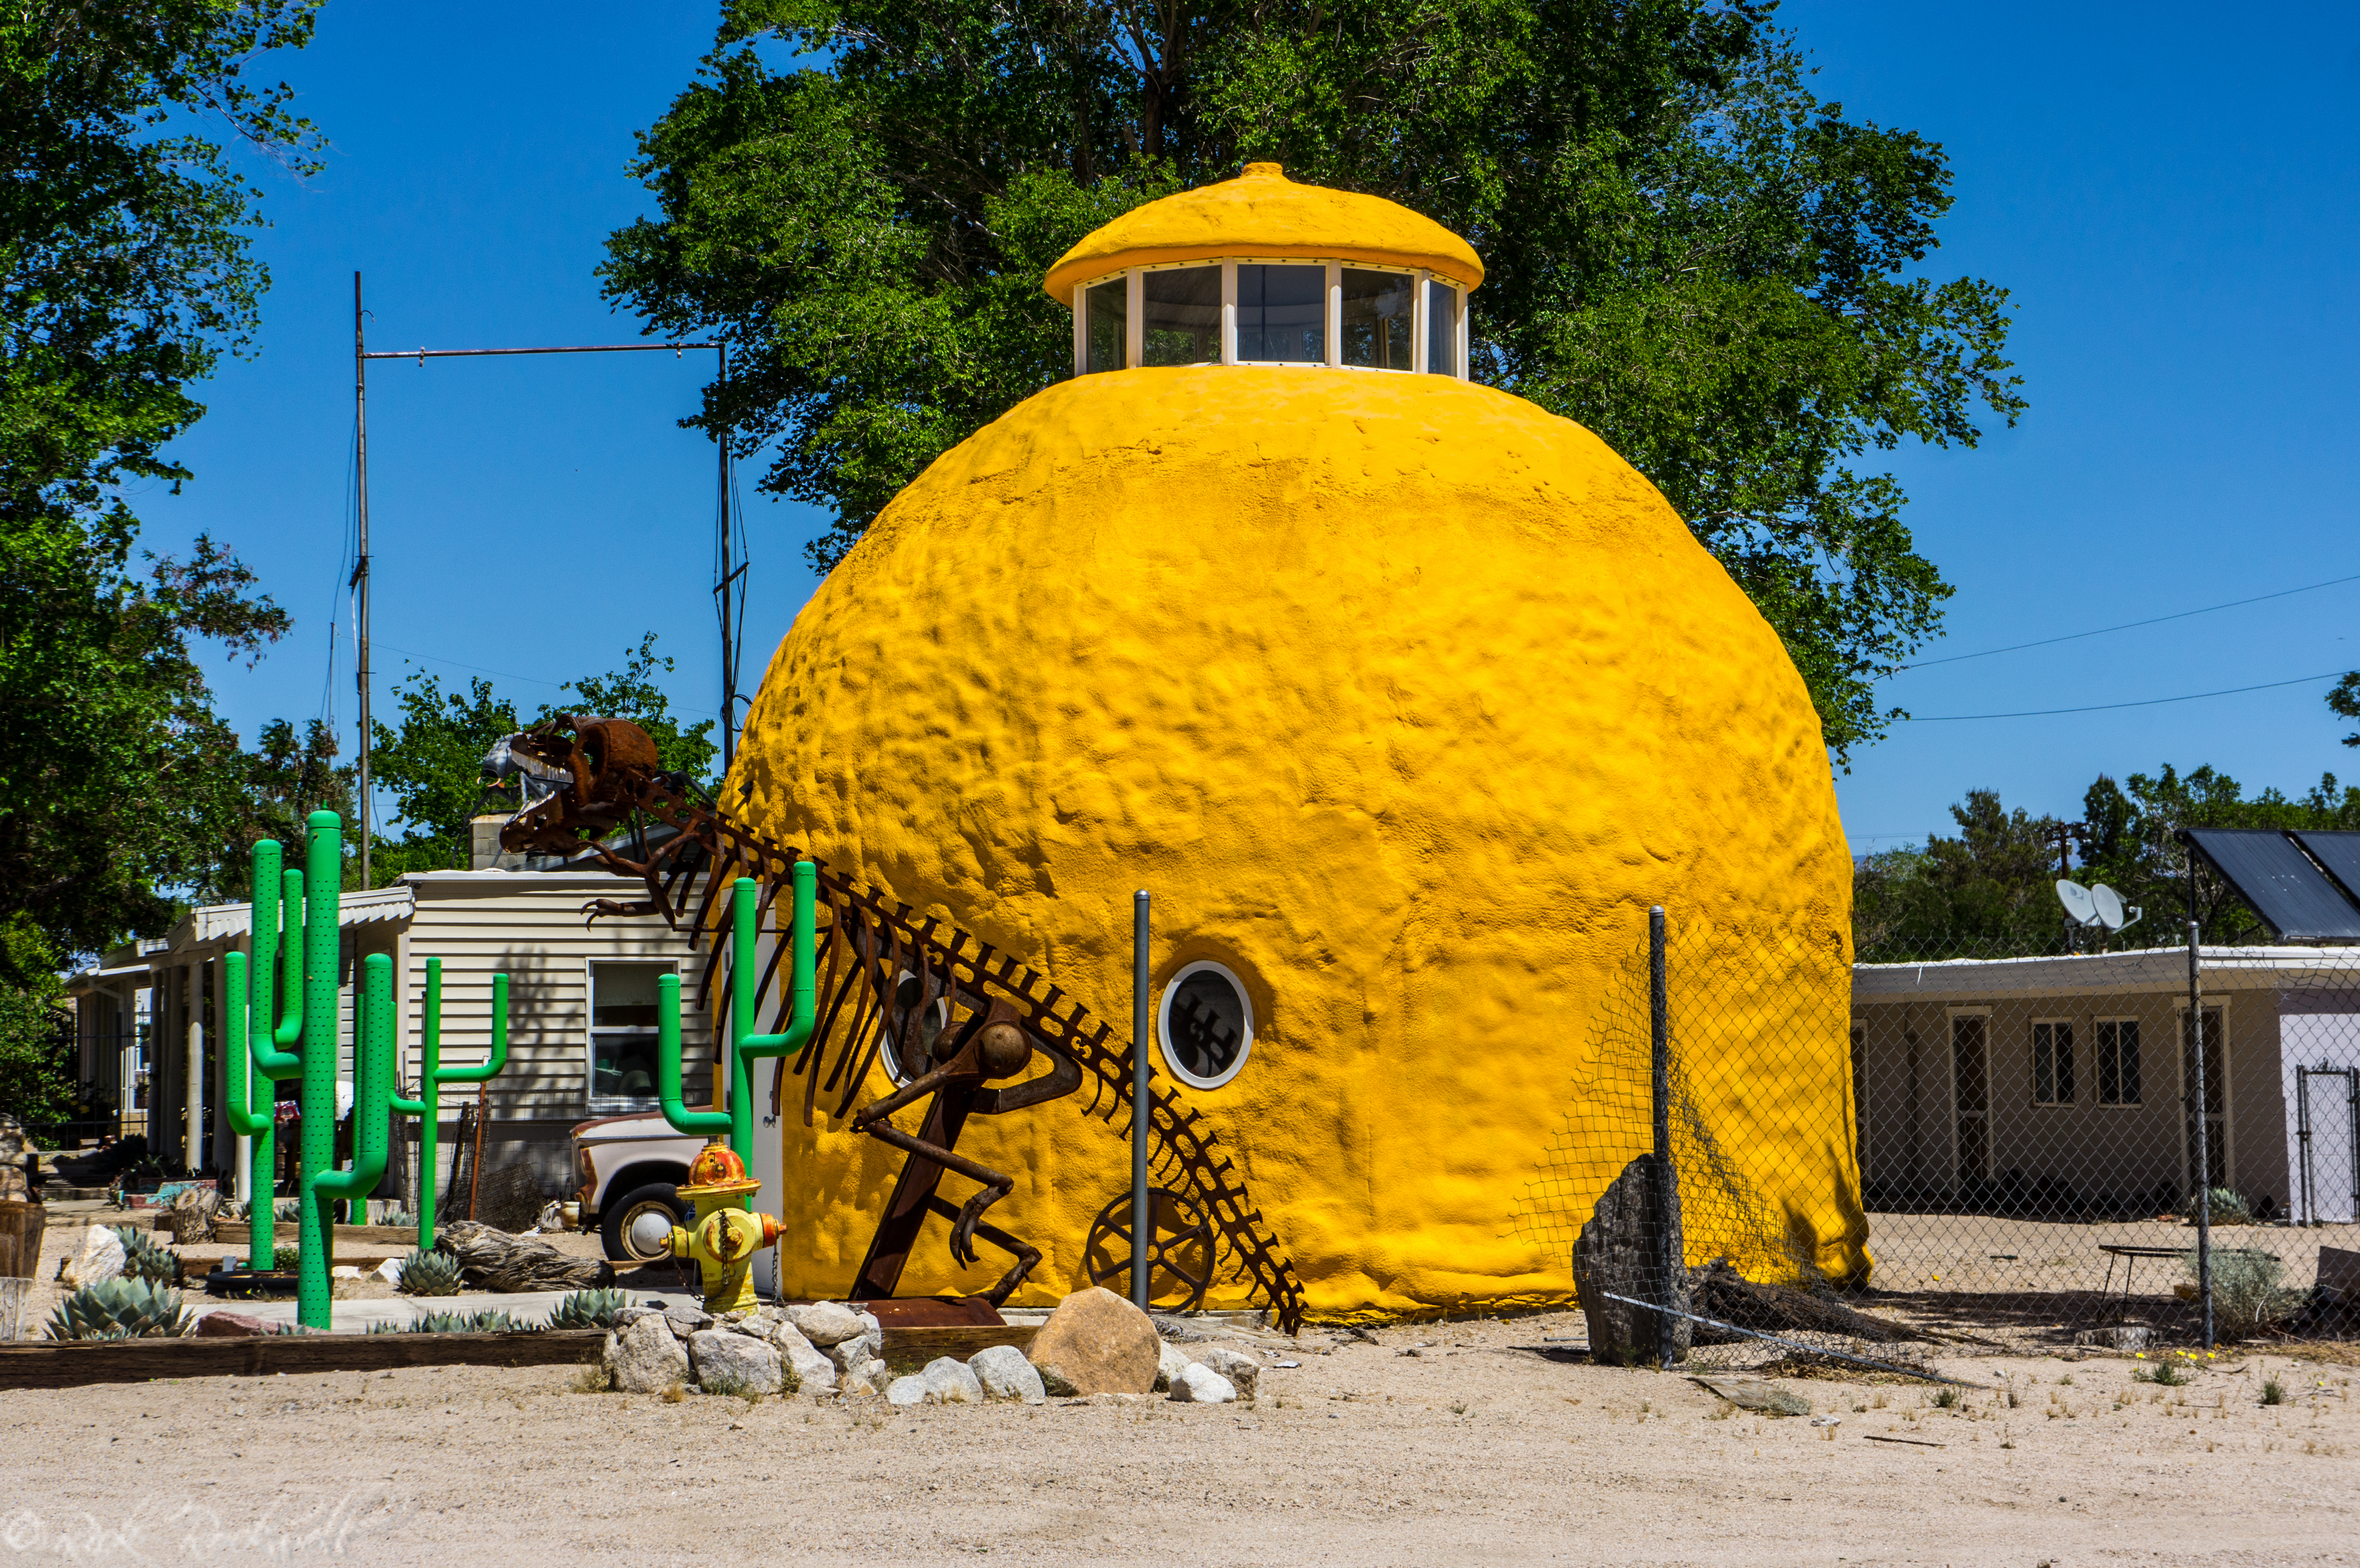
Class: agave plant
547,1289,628,1330
411,1309,527,1334
46,1279,194,1341
109,1225,183,1287
395,1248,462,1297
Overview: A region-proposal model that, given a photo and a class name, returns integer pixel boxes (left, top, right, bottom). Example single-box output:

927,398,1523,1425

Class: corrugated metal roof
164,886,416,954
1852,944,2360,1002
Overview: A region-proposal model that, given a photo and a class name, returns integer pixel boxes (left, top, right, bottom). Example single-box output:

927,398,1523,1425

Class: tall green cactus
655,867,818,1194
223,845,304,1270
389,960,509,1249
225,812,393,1330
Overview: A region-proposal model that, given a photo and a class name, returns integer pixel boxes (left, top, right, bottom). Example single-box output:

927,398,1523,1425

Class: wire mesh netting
1513,912,2360,1372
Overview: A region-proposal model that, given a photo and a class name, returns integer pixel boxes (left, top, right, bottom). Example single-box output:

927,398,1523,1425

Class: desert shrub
2197,1250,2300,1340
2186,1188,2252,1226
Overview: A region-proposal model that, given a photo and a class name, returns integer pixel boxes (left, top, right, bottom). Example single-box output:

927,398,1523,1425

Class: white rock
921,1356,984,1405
827,1323,884,1373
840,1356,893,1395
969,1344,1047,1404
786,1300,868,1346
885,1374,927,1407
1167,1363,1237,1405
768,1320,838,1392
61,1226,125,1289
329,1265,361,1280
602,1315,690,1394
661,1303,714,1338
1192,1346,1260,1398
1155,1341,1195,1393
374,1258,405,1286
688,1329,785,1396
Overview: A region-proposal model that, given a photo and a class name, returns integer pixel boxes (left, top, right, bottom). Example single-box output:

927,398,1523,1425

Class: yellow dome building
731,163,1865,1319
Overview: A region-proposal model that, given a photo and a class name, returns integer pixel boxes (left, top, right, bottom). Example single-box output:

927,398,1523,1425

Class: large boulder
602,1315,690,1394
969,1344,1047,1404
688,1330,785,1396
1026,1287,1158,1396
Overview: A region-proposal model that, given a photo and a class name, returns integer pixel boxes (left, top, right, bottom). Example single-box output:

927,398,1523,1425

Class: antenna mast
354,271,372,887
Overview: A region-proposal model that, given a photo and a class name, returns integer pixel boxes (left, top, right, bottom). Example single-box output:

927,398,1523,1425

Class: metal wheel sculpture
1084,1187,1216,1312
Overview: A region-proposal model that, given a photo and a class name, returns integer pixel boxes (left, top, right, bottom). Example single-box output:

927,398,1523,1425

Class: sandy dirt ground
6,1310,2359,1567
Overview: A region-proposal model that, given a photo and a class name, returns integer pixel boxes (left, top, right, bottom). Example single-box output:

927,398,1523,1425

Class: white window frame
1156,959,1255,1090
2030,1017,2075,1107
1071,260,1468,380
585,956,679,1116
2092,1015,2142,1107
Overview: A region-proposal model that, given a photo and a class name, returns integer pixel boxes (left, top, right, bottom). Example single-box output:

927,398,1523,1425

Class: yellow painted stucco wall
728,361,1866,1317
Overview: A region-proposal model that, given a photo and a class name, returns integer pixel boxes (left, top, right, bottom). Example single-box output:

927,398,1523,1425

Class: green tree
1856,766,2360,957
2330,673,2358,748
601,0,2020,760
368,634,719,883
0,982,77,1126
2,1,323,978
195,717,356,901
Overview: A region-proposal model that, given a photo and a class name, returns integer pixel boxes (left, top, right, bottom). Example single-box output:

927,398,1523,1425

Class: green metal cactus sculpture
653,868,818,1179
224,812,393,1330
388,958,508,1250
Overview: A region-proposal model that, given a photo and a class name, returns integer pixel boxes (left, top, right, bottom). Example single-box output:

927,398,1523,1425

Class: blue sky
141,2,2360,855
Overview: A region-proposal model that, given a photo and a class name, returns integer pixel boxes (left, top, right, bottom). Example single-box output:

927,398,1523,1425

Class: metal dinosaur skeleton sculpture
488,715,1304,1329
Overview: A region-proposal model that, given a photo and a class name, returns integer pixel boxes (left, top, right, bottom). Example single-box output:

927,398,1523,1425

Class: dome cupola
1044,163,1482,378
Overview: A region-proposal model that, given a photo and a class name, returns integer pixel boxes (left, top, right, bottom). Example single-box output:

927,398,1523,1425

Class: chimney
470,814,520,871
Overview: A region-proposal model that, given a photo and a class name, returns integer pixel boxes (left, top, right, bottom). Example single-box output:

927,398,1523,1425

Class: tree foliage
0,982,78,1126
0,1,323,979
368,634,718,882
1856,767,2360,959
601,0,2022,759
2331,672,2359,748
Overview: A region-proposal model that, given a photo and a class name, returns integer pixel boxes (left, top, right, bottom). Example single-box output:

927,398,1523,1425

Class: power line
1897,570,2360,671
1907,669,2349,722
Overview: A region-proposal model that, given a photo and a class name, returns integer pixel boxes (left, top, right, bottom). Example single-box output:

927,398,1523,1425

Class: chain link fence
1513,911,2360,1373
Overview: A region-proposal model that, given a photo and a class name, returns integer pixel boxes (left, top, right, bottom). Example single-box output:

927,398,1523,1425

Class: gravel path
5,1309,2356,1565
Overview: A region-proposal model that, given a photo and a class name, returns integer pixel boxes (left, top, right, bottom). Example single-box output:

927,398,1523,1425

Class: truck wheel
601,1182,688,1263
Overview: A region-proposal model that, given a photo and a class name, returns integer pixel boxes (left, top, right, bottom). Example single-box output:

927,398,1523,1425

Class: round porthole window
1156,961,1254,1090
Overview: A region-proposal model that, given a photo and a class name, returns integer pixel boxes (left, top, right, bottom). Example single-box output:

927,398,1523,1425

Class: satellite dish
2056,880,2098,927
2090,883,2141,934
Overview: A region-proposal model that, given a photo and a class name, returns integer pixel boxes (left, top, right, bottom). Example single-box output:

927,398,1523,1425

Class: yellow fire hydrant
665,1141,784,1315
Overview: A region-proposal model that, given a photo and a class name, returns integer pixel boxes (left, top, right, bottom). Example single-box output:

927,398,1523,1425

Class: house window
2094,1018,2140,1105
589,961,672,1114
2032,1021,2074,1106
1157,960,1254,1090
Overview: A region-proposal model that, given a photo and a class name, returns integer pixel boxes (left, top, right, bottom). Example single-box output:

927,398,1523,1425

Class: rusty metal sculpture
510,717,1307,1328
485,714,710,919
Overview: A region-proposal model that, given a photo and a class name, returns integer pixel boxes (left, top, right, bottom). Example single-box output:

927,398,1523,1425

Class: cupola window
1341,269,1416,370
1084,279,1128,373
1237,264,1328,364
1142,266,1223,366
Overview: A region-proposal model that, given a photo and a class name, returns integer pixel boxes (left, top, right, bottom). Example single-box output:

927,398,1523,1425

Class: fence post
1131,890,1152,1313
1649,905,1674,1368
2187,922,2212,1351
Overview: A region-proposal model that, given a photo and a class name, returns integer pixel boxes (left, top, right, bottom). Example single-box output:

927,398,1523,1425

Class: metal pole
2187,921,2212,1350
1649,906,1674,1366
2297,1067,2314,1226
353,272,372,888
717,342,736,772
1131,890,1151,1312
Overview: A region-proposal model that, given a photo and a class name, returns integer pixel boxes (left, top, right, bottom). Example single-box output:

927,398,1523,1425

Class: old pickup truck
569,1112,707,1262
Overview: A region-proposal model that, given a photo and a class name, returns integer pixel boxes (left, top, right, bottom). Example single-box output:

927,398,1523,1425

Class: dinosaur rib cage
663,811,1306,1334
